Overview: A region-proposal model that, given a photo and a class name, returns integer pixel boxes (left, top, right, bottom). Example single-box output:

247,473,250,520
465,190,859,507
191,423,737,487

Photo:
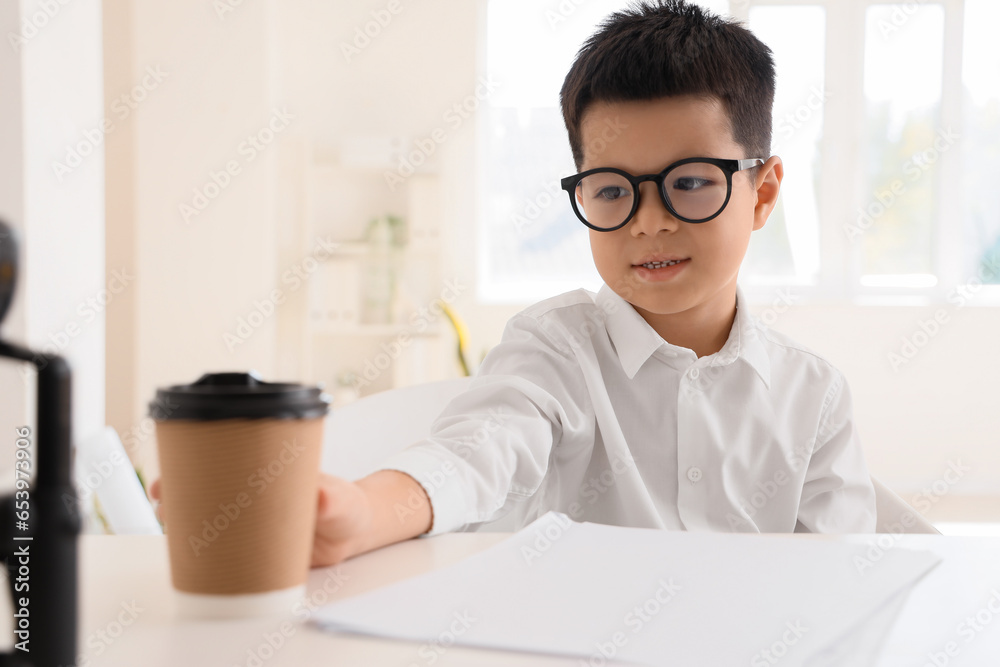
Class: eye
595,186,631,201
672,177,712,192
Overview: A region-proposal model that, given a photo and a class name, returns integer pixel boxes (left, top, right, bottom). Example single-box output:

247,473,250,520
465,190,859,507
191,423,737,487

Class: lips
633,255,690,269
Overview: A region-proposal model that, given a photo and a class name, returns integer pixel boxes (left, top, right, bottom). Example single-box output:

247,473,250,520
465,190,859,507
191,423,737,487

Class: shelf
280,142,449,391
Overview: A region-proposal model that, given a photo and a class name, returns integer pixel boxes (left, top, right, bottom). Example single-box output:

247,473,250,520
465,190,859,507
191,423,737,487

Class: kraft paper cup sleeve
155,417,324,597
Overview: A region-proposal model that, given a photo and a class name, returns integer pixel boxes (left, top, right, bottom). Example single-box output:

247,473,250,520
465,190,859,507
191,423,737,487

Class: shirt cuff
377,444,470,537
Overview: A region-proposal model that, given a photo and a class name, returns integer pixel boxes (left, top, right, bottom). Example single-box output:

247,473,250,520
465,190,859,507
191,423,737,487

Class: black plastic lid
148,370,331,421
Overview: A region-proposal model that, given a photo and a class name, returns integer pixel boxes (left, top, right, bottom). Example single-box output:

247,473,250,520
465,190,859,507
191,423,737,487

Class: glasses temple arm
736,158,765,170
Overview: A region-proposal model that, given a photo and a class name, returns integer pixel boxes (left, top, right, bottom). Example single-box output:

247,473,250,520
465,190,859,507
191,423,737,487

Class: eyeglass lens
574,161,729,228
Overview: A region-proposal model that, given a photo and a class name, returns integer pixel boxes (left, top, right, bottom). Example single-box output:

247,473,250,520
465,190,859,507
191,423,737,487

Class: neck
634,285,738,358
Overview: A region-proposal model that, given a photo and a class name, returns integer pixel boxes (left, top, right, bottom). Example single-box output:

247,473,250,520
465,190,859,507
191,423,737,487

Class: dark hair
559,0,775,171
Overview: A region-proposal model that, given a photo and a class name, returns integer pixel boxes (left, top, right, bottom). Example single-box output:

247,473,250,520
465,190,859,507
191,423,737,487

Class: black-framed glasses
560,157,764,231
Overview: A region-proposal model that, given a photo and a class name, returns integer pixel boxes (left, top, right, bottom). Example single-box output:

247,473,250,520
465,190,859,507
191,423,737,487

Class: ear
751,155,783,231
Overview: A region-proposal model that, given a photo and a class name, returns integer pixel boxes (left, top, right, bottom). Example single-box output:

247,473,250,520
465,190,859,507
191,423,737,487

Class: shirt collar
596,283,771,388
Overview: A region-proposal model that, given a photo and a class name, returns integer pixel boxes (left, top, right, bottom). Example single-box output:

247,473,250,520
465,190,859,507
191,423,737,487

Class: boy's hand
310,472,375,567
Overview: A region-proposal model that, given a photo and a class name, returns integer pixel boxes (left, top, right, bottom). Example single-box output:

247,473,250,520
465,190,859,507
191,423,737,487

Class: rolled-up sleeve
378,311,590,536
795,371,877,533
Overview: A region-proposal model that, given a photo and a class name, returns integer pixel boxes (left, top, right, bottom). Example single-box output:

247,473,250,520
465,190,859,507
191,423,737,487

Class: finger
150,478,161,501
316,481,334,520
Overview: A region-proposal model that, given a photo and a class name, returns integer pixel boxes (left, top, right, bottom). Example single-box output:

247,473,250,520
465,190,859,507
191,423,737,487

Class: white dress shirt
379,283,877,536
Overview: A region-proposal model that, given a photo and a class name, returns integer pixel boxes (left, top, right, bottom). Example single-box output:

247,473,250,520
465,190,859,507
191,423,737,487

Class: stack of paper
312,512,940,666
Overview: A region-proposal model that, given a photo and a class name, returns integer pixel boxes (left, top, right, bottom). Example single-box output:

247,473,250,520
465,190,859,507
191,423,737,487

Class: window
743,5,825,284
961,0,1000,290
479,0,1000,305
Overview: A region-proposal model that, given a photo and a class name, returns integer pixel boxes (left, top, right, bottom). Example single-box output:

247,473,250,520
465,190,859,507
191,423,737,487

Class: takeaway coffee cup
150,370,330,617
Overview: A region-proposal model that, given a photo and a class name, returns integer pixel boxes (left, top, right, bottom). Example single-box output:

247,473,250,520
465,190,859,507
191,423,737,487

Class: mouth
631,256,690,282
637,258,688,269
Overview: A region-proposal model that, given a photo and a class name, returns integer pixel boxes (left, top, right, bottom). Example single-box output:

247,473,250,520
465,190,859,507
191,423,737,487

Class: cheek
701,208,756,259
588,230,612,263
588,230,626,279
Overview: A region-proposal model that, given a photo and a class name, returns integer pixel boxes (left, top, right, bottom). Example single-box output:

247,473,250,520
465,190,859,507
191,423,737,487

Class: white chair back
322,377,473,482
872,476,939,534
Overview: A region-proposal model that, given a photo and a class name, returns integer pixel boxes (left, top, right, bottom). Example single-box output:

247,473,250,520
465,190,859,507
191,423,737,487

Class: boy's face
578,95,781,327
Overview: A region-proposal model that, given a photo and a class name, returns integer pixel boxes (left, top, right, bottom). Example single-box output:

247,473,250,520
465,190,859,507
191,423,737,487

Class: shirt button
686,466,702,483
688,368,700,380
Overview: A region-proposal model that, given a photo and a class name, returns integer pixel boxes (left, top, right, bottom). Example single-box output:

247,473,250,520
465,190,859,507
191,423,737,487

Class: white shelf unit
282,141,460,400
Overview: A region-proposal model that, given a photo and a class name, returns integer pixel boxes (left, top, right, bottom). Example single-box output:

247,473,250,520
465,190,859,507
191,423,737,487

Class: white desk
78,533,1000,666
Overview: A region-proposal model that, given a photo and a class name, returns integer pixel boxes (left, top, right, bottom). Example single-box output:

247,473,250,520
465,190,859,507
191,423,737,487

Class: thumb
316,475,337,520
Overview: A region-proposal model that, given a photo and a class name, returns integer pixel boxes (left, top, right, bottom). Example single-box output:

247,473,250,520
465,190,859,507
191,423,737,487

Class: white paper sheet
311,512,941,666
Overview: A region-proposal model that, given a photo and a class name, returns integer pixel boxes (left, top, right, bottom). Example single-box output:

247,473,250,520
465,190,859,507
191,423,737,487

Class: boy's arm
311,469,432,567
353,469,433,552
374,311,590,537
795,371,877,533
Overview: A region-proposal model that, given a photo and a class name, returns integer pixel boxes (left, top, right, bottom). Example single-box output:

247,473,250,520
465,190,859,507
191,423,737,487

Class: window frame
734,0,999,306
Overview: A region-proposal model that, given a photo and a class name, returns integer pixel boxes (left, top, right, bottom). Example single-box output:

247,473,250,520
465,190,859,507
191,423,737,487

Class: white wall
119,1,278,474
110,0,999,497
0,0,105,476
752,303,1000,496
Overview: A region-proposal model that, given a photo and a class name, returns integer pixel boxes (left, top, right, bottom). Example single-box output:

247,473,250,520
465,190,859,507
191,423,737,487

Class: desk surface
77,532,1000,667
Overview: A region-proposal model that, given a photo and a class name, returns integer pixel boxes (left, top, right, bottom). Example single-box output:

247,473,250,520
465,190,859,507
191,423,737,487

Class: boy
311,0,877,566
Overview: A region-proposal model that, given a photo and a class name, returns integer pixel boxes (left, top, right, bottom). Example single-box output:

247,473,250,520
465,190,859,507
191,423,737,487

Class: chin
629,294,692,315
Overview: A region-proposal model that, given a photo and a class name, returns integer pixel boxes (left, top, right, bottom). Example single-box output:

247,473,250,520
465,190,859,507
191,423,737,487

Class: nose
629,181,679,237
